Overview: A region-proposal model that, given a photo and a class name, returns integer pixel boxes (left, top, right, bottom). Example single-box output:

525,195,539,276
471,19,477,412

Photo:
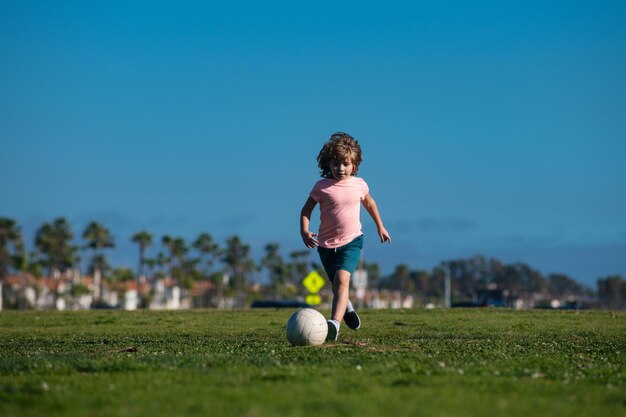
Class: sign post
302,271,325,306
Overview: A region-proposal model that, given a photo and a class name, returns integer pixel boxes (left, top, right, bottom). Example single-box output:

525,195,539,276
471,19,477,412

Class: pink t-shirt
309,176,369,249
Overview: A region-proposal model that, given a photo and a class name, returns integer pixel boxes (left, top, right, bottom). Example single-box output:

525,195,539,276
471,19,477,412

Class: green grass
1,309,624,417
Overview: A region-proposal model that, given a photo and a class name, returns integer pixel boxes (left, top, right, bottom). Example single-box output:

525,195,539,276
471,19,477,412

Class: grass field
1,308,624,417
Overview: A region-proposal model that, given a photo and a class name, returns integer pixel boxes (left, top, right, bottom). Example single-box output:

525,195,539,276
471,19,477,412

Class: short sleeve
309,181,322,202
360,178,369,200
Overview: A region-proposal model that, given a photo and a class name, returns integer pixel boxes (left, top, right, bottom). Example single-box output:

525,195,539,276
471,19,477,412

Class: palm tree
193,233,219,276
82,221,114,304
34,218,76,308
161,235,175,277
0,217,24,310
262,243,287,297
88,254,111,278
0,217,23,279
35,218,76,278
289,250,310,287
83,222,114,250
193,233,220,307
143,258,157,278
131,231,153,280
222,236,255,303
162,235,188,279
155,252,168,278
88,253,112,303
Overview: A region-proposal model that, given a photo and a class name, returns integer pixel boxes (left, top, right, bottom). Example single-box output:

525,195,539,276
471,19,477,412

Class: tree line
0,216,343,307
1,216,625,309
381,258,625,308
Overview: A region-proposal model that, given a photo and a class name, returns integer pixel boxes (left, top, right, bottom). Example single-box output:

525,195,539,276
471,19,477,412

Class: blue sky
2,1,625,286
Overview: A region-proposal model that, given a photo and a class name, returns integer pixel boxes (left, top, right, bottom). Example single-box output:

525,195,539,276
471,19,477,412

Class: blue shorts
317,235,363,282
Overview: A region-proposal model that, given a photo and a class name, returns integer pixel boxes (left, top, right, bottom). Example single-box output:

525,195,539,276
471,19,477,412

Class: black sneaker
343,310,361,330
326,320,339,341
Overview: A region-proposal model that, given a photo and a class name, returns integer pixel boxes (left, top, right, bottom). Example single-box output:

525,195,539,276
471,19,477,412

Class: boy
300,132,391,341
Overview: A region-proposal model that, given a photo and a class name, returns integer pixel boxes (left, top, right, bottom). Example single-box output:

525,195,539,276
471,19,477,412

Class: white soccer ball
286,308,328,346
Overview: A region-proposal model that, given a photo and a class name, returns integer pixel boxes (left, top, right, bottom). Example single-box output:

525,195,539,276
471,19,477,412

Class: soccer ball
286,308,328,346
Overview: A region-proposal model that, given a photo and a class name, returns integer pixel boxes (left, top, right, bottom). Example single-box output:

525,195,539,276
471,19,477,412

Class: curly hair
317,132,363,178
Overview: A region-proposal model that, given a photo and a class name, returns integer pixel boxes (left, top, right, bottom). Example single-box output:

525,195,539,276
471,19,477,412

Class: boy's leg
326,269,350,342
331,269,351,324
328,274,361,331
332,235,362,330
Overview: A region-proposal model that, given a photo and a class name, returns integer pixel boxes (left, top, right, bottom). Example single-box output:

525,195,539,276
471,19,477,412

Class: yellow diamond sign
302,271,325,293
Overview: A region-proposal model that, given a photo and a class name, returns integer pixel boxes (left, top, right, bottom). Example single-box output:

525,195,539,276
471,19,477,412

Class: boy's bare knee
333,270,351,287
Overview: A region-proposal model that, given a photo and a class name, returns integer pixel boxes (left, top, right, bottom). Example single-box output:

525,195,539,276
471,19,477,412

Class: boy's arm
362,193,391,243
300,196,319,248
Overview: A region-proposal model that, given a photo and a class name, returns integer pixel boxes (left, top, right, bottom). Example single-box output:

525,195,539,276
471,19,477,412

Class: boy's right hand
301,231,319,249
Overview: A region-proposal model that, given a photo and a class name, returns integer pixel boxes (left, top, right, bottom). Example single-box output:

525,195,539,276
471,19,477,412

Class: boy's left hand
378,227,391,243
